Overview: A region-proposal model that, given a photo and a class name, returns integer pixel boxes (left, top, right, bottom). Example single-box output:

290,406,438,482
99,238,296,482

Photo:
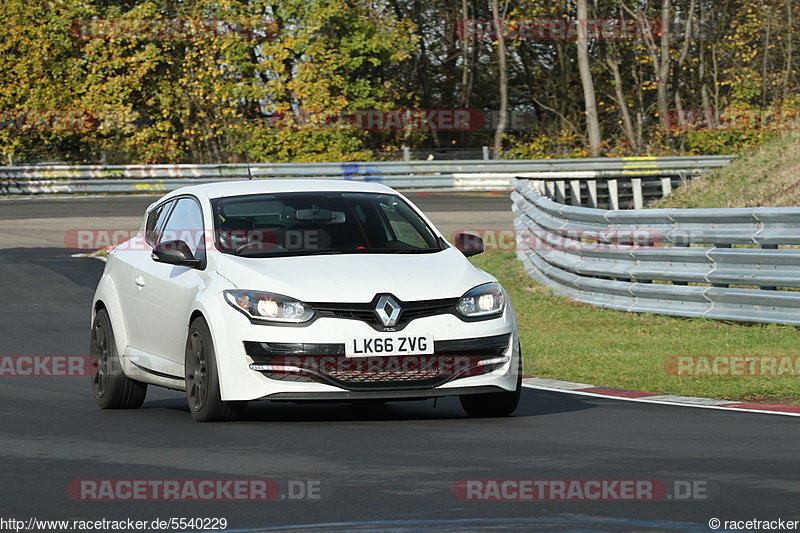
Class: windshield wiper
231,247,442,257
395,248,442,254
232,249,344,258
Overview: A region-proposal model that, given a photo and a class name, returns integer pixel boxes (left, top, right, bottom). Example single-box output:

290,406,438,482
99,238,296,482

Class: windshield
211,191,444,257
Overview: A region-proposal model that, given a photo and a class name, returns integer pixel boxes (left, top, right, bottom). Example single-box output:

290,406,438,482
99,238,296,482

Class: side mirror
454,232,484,257
152,240,201,268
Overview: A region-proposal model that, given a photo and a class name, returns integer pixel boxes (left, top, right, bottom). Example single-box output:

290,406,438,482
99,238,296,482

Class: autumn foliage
0,0,797,164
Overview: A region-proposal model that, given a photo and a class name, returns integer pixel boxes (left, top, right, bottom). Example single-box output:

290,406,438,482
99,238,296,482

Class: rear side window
145,201,173,245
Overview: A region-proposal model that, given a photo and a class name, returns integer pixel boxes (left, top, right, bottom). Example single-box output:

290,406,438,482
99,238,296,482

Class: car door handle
134,275,146,288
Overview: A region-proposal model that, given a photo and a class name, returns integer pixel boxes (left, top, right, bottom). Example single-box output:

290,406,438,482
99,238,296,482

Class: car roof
148,179,399,210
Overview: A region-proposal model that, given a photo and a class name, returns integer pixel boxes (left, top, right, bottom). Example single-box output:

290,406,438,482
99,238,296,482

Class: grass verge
471,250,800,405
653,132,800,208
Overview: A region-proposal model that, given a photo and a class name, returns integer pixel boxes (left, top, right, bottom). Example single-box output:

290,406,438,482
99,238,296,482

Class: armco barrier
0,156,732,196
512,177,800,326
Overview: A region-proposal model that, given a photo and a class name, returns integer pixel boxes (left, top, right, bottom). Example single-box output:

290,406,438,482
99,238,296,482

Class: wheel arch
185,295,235,399
188,309,205,326
92,275,130,358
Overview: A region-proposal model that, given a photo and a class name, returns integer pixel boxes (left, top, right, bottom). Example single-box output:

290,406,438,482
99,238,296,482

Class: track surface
0,196,798,532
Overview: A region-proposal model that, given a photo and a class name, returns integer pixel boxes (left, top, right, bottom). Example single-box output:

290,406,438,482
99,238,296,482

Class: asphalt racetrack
0,193,798,532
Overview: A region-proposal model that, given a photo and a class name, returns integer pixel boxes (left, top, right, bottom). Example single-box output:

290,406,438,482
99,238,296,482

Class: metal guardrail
512,177,800,326
0,156,733,195
520,155,734,209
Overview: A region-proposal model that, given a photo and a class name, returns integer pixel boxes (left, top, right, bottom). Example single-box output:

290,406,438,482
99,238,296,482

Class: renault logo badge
375,295,401,327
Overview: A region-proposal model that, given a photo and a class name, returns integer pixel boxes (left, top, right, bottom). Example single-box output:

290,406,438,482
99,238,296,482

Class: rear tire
185,317,247,422
459,344,522,418
90,309,147,409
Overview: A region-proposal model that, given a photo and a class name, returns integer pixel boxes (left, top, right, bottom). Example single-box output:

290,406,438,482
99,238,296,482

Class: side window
379,201,427,248
159,198,205,258
145,201,173,245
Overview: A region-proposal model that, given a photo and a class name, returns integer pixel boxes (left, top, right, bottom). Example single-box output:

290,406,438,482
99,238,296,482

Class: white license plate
346,334,434,357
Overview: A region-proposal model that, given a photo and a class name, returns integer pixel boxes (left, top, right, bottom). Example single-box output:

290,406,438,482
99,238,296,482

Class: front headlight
224,290,315,323
456,282,505,319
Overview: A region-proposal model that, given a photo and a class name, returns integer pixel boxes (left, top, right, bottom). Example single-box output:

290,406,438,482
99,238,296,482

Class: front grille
244,333,511,391
300,356,453,390
434,334,512,356
310,296,458,331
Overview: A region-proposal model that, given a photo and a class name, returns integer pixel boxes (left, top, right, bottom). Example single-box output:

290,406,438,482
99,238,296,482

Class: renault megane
89,180,521,421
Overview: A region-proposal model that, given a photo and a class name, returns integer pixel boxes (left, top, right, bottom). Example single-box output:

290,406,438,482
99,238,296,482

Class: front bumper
212,301,519,402
245,333,511,391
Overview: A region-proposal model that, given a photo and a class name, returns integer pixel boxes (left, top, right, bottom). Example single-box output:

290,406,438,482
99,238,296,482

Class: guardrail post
761,244,778,290
569,179,582,206
607,179,619,210
555,180,566,204
660,176,673,197
586,180,598,208
632,178,643,209
402,146,410,162
482,146,490,160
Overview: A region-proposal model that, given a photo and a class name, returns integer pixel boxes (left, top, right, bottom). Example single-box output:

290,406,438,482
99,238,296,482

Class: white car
90,180,521,421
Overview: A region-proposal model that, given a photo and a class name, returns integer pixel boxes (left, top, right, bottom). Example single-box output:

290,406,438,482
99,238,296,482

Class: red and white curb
522,377,800,417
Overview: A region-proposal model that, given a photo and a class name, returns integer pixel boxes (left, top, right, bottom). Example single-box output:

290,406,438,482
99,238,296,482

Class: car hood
214,247,494,302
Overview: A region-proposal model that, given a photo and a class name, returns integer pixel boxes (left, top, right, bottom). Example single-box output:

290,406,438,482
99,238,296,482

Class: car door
115,199,174,352
131,196,207,374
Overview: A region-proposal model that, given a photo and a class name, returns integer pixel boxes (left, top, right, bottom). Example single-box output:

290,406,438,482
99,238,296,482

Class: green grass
653,132,800,208
471,250,800,404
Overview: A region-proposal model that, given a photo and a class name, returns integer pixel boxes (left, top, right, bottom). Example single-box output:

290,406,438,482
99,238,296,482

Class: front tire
185,317,247,422
90,308,147,409
459,344,522,418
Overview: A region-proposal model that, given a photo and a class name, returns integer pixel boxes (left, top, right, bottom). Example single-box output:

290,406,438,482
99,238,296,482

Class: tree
576,0,602,155
491,0,508,158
